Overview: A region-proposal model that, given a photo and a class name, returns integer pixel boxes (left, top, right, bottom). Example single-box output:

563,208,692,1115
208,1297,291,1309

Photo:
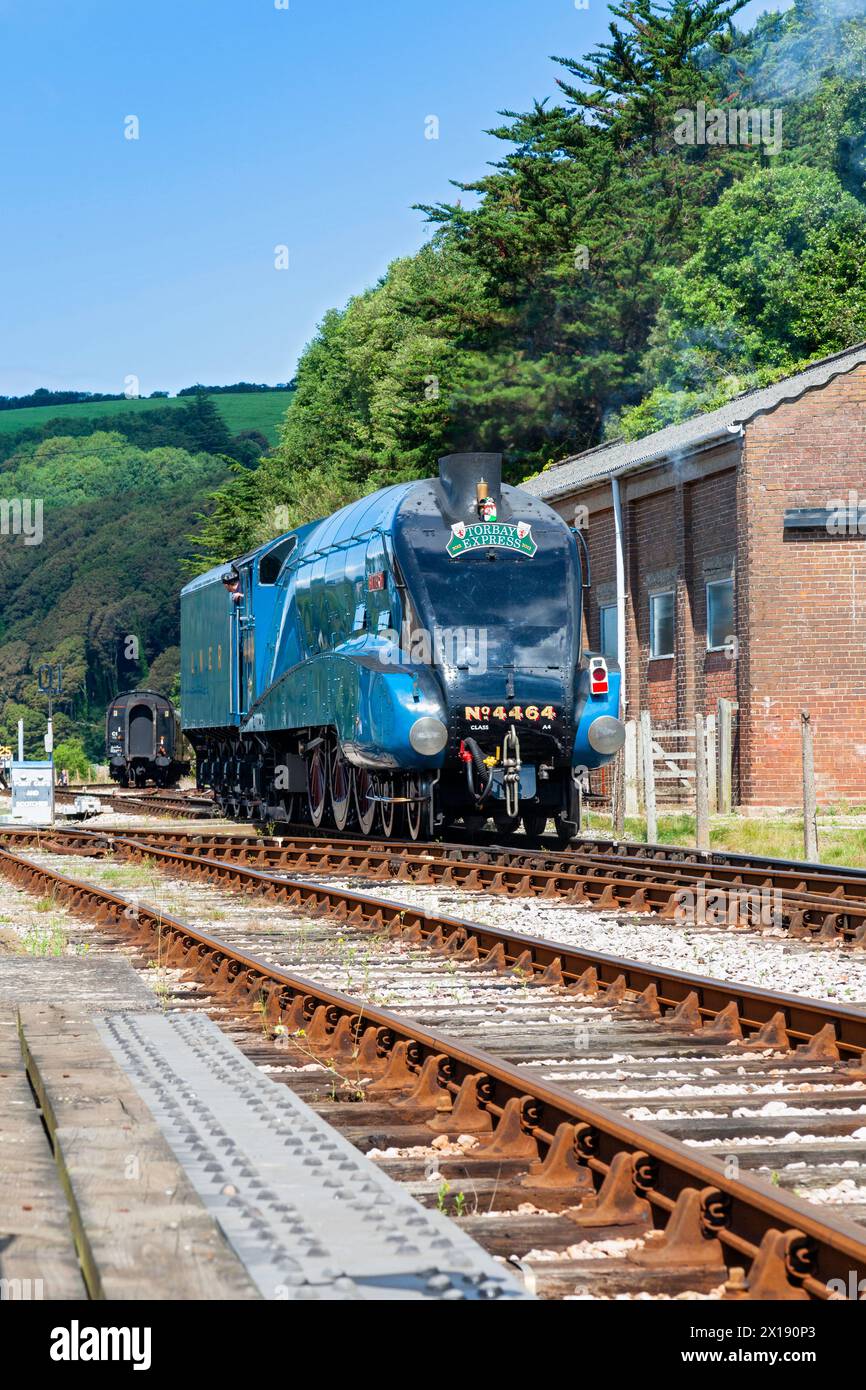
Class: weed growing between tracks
103,856,178,1012
101,860,160,888
20,922,87,957
437,1181,468,1217
146,957,172,1007
259,1007,366,1102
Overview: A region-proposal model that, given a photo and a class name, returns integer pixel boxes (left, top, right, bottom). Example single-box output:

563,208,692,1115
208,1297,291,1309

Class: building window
649,591,675,659
599,604,618,661
707,577,734,652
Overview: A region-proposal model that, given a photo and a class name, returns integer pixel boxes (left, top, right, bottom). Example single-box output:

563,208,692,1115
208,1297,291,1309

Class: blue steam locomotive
180,453,623,842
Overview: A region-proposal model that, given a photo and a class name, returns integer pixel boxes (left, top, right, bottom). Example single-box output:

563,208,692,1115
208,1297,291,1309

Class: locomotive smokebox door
436,453,504,523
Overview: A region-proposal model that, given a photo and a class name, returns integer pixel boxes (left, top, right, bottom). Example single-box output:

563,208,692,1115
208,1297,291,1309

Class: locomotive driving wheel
306,742,327,827
494,815,521,838
405,773,428,842
329,744,352,831
379,775,400,839
354,767,377,835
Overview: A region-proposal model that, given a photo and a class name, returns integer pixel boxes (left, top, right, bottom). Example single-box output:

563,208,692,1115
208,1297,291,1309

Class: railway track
52,788,866,910
6,825,866,1029
54,786,216,820
577,833,866,884
31,822,866,946
52,830,866,1056
3,831,866,1298
54,782,866,890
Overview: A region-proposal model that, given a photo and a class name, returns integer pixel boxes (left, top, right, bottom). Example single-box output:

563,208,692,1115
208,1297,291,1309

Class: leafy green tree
723,1,866,195
147,646,181,699
229,429,270,468
617,164,866,436
176,390,234,455
415,0,758,456
53,737,91,779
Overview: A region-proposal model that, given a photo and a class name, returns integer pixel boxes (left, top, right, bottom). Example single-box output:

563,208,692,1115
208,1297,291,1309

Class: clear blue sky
0,0,776,397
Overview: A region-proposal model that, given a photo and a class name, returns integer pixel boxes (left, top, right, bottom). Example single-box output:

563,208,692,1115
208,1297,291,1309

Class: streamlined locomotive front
392,453,623,837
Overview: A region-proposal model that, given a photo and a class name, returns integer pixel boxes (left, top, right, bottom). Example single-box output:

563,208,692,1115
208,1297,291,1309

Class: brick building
523,345,866,807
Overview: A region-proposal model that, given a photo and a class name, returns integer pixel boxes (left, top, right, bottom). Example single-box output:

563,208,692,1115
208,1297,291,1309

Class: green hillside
0,430,231,763
0,390,292,445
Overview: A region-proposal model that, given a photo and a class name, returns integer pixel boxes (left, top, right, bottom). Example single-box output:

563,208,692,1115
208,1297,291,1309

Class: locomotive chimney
436,453,503,521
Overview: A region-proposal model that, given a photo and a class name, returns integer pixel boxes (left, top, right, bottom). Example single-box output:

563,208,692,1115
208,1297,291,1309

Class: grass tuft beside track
585,810,866,867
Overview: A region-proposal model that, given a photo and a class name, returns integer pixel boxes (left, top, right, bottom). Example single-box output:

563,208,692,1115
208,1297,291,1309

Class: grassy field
583,810,866,868
0,390,293,445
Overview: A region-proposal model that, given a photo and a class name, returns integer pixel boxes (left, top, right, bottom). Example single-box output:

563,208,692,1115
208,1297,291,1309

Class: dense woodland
0,399,233,762
5,0,866,766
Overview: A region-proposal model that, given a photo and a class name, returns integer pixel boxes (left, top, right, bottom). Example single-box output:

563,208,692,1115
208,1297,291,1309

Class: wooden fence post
611,749,625,837
694,711,710,850
624,720,639,818
801,709,819,861
717,698,733,813
706,713,717,814
636,715,645,806
640,709,657,844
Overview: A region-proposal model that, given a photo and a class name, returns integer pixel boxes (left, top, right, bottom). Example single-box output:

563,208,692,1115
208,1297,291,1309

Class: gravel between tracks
281,875,866,1005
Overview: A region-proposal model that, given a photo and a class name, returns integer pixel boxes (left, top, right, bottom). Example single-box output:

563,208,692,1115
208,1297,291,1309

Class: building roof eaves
523,342,866,501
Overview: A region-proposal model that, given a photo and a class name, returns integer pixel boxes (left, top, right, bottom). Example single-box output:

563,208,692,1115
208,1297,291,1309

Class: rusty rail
111,836,866,1060
1,840,865,1299
53,788,214,820
9,826,862,1061
36,821,866,944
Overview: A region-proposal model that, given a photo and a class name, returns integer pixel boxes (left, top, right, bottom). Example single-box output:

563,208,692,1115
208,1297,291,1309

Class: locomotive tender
106,690,188,787
181,453,624,841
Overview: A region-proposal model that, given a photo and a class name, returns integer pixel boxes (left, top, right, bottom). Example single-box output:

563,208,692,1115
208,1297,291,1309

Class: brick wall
689,470,738,714
542,359,866,806
631,488,679,724
585,505,616,652
738,364,866,804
